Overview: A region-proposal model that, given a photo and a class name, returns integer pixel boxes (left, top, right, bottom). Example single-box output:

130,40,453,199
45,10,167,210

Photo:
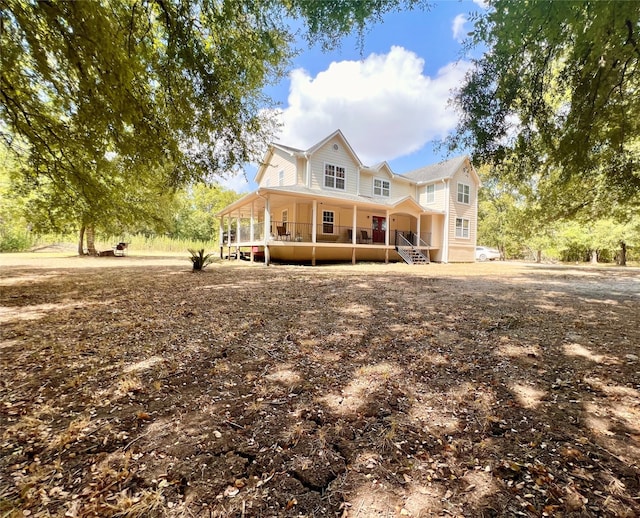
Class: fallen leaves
1,261,639,517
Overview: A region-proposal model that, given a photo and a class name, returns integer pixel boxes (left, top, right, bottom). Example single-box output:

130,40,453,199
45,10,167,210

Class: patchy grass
1,256,639,517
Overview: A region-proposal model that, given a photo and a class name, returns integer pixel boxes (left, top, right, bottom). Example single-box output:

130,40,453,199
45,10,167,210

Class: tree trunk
536,250,542,263
86,225,98,256
619,241,627,266
78,226,86,256
590,249,598,264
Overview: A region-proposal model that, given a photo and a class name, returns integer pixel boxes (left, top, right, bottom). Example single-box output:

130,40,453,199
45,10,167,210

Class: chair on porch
277,225,291,240
360,230,372,243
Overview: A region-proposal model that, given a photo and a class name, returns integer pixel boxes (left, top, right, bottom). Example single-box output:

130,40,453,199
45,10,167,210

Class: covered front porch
217,188,444,265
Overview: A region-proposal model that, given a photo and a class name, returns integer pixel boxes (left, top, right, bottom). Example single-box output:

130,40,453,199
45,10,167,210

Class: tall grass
6,232,218,255
122,235,217,253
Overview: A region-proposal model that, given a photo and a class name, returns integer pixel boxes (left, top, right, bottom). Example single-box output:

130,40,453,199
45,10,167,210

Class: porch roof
217,185,444,218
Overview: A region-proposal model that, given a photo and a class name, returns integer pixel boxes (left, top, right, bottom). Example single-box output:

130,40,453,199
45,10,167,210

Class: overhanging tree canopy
0,0,427,252
451,0,640,206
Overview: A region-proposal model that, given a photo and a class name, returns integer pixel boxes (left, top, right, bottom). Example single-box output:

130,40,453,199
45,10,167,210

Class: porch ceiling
218,187,444,219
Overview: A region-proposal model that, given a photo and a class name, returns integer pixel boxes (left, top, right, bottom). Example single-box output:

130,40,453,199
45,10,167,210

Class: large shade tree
1,0,427,254
452,0,640,208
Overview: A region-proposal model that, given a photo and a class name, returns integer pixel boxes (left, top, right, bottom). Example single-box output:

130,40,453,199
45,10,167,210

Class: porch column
235,211,241,260
293,201,298,241
219,216,224,259
352,205,357,265
250,202,255,261
385,210,390,264
226,217,232,261
352,206,357,244
312,200,317,266
385,210,390,246
416,213,421,246
264,196,271,266
312,200,317,243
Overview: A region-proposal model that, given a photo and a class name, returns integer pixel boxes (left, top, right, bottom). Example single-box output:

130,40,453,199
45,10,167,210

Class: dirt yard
1,254,639,517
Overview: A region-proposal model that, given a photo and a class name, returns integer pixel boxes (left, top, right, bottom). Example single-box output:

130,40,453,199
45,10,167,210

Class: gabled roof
255,130,364,184
272,143,303,155
363,161,398,180
401,156,469,183
305,129,364,166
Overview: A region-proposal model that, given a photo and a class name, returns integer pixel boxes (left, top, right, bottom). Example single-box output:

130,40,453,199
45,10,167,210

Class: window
455,218,470,238
373,178,390,197
457,182,470,204
278,170,284,186
324,164,346,190
426,184,435,204
322,211,334,234
281,210,288,230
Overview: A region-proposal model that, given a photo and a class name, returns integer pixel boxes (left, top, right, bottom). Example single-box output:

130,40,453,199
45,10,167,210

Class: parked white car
475,246,501,261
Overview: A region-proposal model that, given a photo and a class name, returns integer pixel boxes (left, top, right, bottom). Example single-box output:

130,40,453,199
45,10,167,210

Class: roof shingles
400,156,467,183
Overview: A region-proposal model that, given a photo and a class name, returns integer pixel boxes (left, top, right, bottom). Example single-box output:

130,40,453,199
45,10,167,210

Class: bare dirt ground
1,254,639,517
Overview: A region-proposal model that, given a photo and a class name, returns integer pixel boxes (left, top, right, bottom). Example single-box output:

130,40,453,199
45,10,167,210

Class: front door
372,216,386,243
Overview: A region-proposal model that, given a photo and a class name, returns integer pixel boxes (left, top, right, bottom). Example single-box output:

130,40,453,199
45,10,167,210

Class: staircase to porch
395,232,430,265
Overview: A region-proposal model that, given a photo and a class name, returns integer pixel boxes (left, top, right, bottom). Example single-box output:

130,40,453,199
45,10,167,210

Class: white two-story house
217,130,479,265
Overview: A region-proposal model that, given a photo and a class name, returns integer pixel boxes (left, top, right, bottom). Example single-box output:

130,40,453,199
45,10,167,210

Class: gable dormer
305,130,363,194
254,144,301,188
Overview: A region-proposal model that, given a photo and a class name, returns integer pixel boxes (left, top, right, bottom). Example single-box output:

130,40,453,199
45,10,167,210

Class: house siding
309,137,359,194
446,161,478,261
390,179,413,199
259,149,297,187
221,132,479,264
417,182,446,210
296,157,306,185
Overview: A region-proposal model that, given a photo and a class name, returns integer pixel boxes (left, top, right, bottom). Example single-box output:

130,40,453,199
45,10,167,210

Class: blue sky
225,0,486,192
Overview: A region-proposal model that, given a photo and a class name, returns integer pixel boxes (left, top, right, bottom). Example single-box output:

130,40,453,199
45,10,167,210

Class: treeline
0,157,241,252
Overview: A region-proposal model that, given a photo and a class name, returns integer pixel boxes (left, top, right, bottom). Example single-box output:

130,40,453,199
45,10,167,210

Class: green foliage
0,228,33,252
188,248,215,271
287,0,429,51
1,0,424,254
170,183,242,242
453,0,640,207
477,159,640,264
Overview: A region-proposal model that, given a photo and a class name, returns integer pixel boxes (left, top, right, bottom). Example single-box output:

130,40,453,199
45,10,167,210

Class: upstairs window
455,218,470,238
426,184,435,204
324,164,345,190
278,170,284,186
457,182,470,204
373,178,390,197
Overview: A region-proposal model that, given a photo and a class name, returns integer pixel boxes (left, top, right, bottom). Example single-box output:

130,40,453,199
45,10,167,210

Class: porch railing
223,222,431,246
395,230,432,247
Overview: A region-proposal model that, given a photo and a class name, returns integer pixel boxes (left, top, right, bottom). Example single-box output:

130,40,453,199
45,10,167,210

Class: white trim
373,177,390,197
322,210,335,234
425,184,435,204
457,182,471,205
455,217,470,239
323,162,346,191
443,179,450,262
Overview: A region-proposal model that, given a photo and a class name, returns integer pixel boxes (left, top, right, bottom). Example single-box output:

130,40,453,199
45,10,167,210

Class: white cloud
274,46,471,166
218,170,253,193
452,14,468,41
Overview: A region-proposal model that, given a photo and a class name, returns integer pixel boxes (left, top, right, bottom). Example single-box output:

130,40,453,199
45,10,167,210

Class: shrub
188,248,214,271
0,229,34,252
